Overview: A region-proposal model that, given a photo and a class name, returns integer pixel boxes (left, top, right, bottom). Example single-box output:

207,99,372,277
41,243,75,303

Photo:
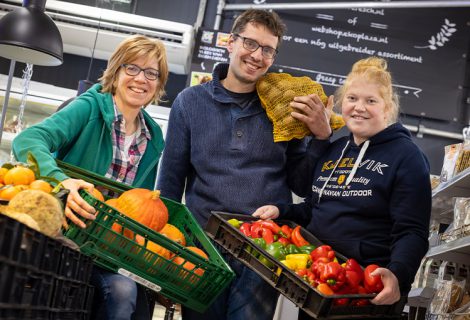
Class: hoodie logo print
322,158,389,176
358,159,389,175
337,175,345,185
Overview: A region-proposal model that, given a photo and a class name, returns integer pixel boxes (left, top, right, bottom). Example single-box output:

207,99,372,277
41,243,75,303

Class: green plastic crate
57,160,234,313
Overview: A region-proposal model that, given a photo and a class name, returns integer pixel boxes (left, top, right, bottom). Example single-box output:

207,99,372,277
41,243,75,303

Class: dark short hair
231,9,286,47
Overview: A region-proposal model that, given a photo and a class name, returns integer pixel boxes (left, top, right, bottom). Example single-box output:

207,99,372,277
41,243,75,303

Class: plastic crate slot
0,258,54,307
51,277,88,310
0,304,52,319
18,227,45,267
0,216,23,261
40,237,62,274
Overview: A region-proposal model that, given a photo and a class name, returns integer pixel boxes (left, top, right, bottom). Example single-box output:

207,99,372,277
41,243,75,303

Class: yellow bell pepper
280,259,296,270
285,254,311,271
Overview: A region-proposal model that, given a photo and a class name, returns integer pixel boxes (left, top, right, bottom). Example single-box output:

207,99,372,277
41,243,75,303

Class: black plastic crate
57,246,93,283
83,285,94,320
0,215,23,261
205,212,407,319
76,255,94,283
0,215,44,267
49,283,94,320
51,277,88,311
39,236,63,274
18,226,45,267
0,257,54,307
55,245,93,283
0,303,52,319
49,310,88,320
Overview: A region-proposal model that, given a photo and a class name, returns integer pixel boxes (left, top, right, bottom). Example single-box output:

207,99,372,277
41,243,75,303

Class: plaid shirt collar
104,101,151,189
111,103,152,141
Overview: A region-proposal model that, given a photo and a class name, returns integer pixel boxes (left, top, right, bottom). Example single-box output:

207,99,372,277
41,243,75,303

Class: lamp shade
0,0,63,66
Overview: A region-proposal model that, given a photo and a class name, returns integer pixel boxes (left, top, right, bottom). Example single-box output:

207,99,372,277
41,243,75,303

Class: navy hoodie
279,123,431,293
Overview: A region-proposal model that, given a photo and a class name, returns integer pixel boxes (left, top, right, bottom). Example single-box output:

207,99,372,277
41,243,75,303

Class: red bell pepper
344,270,362,293
281,225,292,238
344,258,364,282
364,264,384,293
261,228,274,244
310,245,335,262
350,286,370,306
296,268,315,285
320,261,346,291
277,237,291,246
239,222,252,237
291,226,309,247
350,298,370,306
333,298,350,306
311,256,330,278
250,222,263,238
256,220,285,236
357,285,368,294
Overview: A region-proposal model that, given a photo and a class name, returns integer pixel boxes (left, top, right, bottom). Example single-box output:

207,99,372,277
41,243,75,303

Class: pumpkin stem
151,190,161,199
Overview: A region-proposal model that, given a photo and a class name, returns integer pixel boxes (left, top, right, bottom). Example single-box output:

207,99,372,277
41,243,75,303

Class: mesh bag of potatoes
257,73,345,142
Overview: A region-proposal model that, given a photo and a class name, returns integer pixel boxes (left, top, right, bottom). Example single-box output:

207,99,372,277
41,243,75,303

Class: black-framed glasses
121,64,160,80
233,33,278,59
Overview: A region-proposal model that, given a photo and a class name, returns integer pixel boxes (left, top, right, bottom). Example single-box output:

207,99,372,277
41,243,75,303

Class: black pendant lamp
0,0,63,145
0,0,63,66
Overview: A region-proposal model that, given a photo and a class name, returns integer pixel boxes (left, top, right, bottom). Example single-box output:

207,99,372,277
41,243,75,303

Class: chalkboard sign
211,2,470,123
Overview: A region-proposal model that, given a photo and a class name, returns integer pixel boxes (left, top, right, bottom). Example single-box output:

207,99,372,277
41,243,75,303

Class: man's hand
252,205,280,220
291,94,334,140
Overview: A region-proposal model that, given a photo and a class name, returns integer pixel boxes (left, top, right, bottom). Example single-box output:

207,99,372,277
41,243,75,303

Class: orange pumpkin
105,198,123,233
117,188,168,232
134,235,171,259
147,241,171,259
90,188,105,201
159,223,186,246
105,198,119,210
173,246,208,276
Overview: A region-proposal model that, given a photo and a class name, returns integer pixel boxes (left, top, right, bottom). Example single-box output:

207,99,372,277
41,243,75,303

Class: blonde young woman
13,35,168,320
254,57,431,319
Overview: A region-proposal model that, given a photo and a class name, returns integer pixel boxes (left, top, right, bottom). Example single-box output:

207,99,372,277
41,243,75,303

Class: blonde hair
336,57,400,124
99,35,168,105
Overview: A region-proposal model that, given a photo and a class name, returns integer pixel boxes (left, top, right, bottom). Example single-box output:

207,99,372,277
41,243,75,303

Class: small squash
117,188,168,232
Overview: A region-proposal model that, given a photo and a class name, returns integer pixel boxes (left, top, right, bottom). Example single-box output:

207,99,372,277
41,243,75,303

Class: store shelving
426,236,470,265
432,166,470,199
430,167,470,223
426,167,470,263
408,168,470,311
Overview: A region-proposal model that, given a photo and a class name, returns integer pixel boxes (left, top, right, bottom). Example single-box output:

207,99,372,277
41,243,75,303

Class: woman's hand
252,205,280,220
291,94,334,140
61,178,97,228
370,268,401,305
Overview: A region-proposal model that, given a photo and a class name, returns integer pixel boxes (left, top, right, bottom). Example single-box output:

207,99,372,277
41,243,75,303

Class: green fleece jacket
12,84,164,189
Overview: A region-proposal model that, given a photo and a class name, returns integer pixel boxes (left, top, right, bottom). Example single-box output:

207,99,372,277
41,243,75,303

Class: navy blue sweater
157,63,329,227
279,123,431,293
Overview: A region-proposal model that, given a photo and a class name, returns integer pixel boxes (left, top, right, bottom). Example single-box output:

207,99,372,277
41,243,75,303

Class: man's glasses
232,33,278,59
121,64,160,81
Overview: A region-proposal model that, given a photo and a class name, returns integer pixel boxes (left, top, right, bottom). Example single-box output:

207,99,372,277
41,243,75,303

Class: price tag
118,268,162,292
